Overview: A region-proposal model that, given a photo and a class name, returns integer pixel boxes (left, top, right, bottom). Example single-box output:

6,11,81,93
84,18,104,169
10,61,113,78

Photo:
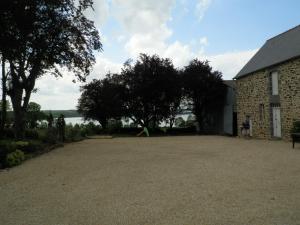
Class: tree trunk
9,61,35,139
13,108,25,140
0,57,7,136
10,83,25,139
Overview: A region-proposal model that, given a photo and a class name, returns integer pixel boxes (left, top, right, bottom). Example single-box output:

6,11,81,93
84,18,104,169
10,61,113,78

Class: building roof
235,25,300,79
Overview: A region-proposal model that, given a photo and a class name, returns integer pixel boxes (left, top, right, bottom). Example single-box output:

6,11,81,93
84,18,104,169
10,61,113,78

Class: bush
107,119,123,134
0,140,17,153
78,122,102,137
39,128,58,144
5,149,25,167
291,120,300,133
65,124,83,141
175,117,186,128
25,129,39,139
3,128,15,139
16,140,44,154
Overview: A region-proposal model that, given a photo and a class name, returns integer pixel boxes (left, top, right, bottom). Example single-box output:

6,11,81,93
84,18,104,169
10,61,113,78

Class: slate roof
235,25,300,79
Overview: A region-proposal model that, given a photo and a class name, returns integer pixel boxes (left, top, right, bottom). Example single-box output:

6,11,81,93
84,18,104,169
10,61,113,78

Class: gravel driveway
1,136,300,225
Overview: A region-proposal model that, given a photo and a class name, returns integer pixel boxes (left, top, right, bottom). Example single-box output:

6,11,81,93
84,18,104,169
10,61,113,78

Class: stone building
234,25,300,140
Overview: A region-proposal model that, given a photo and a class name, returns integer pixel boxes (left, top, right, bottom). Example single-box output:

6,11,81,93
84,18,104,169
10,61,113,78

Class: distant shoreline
42,110,81,118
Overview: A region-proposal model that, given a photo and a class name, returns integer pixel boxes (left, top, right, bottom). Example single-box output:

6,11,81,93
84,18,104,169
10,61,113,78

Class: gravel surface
0,136,300,225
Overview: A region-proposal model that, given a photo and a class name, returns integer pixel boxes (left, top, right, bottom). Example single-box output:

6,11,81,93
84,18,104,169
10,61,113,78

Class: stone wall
278,58,300,140
236,57,300,140
236,69,271,139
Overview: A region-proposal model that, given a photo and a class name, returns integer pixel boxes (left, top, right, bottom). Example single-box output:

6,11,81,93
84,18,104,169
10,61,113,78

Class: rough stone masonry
236,57,300,140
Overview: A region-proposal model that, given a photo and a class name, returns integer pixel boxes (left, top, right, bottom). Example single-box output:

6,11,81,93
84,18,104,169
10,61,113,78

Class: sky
31,0,300,110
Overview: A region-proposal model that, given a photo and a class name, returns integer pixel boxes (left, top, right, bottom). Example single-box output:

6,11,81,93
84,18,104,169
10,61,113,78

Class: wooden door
272,107,281,138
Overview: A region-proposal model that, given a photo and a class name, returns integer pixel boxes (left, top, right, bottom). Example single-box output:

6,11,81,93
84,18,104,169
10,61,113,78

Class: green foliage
25,129,39,139
3,128,15,139
0,0,101,138
5,150,25,167
186,115,196,127
38,128,58,144
291,120,300,133
175,117,186,128
78,74,126,129
183,60,227,131
15,141,29,148
0,100,11,111
0,140,17,153
121,54,181,128
79,122,101,136
0,139,43,167
107,119,123,133
17,140,43,154
26,102,47,129
65,124,83,142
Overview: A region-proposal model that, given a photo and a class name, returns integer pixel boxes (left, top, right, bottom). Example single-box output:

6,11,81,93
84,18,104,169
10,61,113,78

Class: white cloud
88,54,123,80
200,49,258,79
31,74,81,110
163,41,195,68
113,0,175,60
195,0,212,21
31,54,122,110
116,35,126,43
199,37,209,46
124,26,172,57
85,0,110,27
112,0,175,34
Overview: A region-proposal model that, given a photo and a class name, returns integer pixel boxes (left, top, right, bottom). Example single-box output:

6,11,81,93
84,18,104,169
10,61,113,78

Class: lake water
65,114,192,127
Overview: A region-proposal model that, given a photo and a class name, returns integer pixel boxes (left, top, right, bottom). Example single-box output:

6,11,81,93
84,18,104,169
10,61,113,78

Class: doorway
272,106,281,138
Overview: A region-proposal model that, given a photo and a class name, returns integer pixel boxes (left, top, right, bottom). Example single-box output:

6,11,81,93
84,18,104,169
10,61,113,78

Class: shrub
15,141,29,148
83,122,102,135
39,128,58,144
3,128,15,139
175,117,186,128
77,122,102,137
0,140,17,153
291,120,300,133
5,150,25,167
107,119,123,134
25,129,39,139
65,124,82,141
16,140,44,154
0,140,16,167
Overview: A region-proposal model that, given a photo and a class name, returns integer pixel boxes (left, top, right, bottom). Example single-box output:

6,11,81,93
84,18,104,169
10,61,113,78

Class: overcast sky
31,0,300,110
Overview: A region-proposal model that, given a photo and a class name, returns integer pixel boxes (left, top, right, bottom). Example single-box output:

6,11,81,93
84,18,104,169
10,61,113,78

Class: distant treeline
42,110,81,118
6,110,81,119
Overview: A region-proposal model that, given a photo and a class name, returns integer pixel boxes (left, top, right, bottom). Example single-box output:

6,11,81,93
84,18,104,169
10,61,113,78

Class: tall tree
0,0,101,138
77,74,126,129
121,54,180,128
183,59,227,132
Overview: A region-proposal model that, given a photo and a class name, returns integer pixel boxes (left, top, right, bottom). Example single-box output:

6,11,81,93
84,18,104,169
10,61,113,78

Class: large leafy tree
0,0,101,138
77,74,126,129
183,59,227,132
121,54,180,128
